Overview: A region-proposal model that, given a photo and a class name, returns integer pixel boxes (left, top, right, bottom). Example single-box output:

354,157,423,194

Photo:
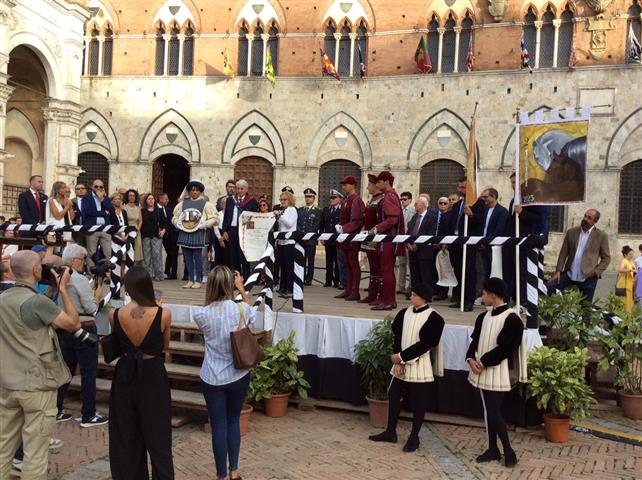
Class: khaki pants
0,388,57,480
85,231,112,268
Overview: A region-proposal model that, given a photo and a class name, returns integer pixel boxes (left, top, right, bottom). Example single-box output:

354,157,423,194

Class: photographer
56,244,110,427
0,250,80,479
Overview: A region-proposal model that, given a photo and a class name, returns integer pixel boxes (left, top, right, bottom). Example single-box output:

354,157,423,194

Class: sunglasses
93,185,104,189
330,195,338,199
401,198,410,202
438,201,449,205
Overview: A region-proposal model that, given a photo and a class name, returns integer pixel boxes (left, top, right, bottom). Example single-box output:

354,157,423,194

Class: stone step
97,356,201,382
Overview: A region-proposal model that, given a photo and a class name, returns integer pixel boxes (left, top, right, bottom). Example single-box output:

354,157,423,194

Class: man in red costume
334,176,365,301
358,174,384,305
371,171,404,310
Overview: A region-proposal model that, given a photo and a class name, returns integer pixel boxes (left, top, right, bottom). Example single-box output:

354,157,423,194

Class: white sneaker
80,414,109,428
49,438,64,449
474,297,483,306
190,282,201,289
182,281,194,289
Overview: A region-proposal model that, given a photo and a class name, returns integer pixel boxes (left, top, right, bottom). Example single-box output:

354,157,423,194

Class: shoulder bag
231,302,265,369
614,273,627,297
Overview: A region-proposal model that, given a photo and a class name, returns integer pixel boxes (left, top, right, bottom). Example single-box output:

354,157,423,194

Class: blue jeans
201,374,250,478
56,324,98,422
183,247,203,283
547,271,598,302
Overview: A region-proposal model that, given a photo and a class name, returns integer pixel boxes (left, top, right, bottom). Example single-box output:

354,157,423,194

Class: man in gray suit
548,208,611,301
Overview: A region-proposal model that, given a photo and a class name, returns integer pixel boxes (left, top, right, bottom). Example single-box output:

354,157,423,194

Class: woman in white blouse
193,266,256,480
46,181,75,242
275,190,298,298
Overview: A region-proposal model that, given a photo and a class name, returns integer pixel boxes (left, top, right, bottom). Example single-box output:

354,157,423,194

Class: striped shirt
193,300,258,386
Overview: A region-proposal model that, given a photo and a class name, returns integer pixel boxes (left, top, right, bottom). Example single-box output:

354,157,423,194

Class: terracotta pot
543,413,570,443
264,393,290,418
619,391,642,420
239,404,253,436
367,397,389,428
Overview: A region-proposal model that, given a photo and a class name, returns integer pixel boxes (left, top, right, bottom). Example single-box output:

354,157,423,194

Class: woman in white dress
275,190,298,298
123,189,144,263
46,181,75,243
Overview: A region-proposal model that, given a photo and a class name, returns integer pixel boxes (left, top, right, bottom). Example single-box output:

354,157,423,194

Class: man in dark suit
79,179,114,268
18,175,48,226
158,193,178,279
319,190,343,288
547,208,611,302
478,188,509,282
297,188,322,286
221,179,257,278
407,196,437,299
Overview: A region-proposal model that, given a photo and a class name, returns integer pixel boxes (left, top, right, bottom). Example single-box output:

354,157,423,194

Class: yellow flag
465,115,477,207
223,48,234,77
265,45,276,87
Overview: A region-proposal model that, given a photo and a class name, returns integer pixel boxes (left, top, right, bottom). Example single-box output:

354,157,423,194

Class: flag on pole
223,48,234,77
358,45,367,78
320,48,340,80
568,29,578,69
265,44,276,86
466,35,475,72
465,110,477,207
521,35,533,73
414,36,432,73
628,24,642,64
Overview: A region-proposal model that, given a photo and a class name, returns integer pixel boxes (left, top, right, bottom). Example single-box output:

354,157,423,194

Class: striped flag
223,48,234,77
320,48,340,80
466,35,474,72
521,34,533,73
629,24,642,64
265,44,276,86
358,45,366,78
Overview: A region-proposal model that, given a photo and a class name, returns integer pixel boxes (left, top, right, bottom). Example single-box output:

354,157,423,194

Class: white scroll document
239,211,276,262
436,249,458,287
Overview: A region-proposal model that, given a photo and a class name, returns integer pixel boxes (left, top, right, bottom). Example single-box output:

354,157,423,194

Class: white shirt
634,256,642,272
568,226,594,282
277,206,298,245
231,196,244,228
483,206,495,236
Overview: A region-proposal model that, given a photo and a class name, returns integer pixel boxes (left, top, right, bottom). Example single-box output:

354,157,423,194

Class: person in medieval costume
358,174,384,305
172,180,218,289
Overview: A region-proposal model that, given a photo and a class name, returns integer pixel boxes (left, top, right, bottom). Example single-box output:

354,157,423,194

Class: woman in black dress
108,266,174,479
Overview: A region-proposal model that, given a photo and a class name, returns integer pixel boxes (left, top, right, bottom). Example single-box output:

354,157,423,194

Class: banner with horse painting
515,107,590,205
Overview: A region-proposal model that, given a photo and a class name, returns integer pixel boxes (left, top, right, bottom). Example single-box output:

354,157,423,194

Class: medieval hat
410,283,433,303
376,171,394,183
367,173,378,184
482,277,508,300
185,180,205,192
339,175,357,185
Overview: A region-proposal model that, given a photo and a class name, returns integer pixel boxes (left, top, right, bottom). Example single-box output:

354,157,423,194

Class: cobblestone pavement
35,401,642,480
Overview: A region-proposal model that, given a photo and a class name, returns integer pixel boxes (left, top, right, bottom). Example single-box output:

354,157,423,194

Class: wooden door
419,159,464,202
318,159,361,207
234,156,274,204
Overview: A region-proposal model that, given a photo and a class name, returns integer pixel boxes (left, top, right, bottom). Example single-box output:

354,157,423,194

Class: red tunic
338,192,365,250
376,189,404,256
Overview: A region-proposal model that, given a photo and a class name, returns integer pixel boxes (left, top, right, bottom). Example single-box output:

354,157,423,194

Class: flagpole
514,108,521,312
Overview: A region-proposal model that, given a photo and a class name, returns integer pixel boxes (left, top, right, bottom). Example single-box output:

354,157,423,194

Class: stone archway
152,154,191,206
308,112,372,168
140,109,200,164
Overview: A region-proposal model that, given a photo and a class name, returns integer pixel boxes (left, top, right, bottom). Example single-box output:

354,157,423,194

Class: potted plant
528,346,595,443
239,402,253,436
538,288,596,351
248,332,310,418
594,300,642,419
353,316,394,428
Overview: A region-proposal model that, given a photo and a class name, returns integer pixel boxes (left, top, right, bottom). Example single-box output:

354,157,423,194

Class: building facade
1,0,641,268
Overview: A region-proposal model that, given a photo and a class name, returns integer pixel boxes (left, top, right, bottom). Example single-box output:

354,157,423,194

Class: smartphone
154,289,163,301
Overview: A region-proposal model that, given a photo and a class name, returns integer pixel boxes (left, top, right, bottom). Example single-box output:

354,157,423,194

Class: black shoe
434,294,448,301
304,281,312,286
463,304,474,312
368,431,397,443
504,450,518,467
402,437,420,452
448,303,460,308
167,275,177,280
476,449,501,463
323,283,332,287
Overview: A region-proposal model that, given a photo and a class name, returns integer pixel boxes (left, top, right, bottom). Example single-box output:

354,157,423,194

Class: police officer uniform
297,188,322,286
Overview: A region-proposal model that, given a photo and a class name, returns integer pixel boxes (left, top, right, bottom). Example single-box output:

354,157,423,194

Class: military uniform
319,191,343,287
297,188,322,285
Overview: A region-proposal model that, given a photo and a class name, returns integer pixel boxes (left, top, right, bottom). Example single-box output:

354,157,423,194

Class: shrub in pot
248,331,310,418
528,346,595,443
353,316,394,427
538,288,596,350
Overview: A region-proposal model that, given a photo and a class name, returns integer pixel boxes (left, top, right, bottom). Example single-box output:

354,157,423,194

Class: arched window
167,26,180,75
324,22,337,64
442,16,456,73
419,159,465,201
627,1,642,64
238,25,249,76
318,160,361,207
268,23,279,75
251,25,264,76
88,29,100,75
103,28,113,75
427,16,439,74
353,21,367,77
458,15,473,72
78,152,110,193
338,22,352,76
155,26,165,75
619,159,642,233
539,9,555,68
183,26,194,75
557,6,574,67
523,8,537,69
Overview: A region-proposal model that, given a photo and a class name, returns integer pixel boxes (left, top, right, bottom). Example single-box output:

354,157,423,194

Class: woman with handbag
615,245,636,314
107,266,174,480
194,266,257,480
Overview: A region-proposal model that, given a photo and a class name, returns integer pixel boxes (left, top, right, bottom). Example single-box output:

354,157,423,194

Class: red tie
34,192,42,220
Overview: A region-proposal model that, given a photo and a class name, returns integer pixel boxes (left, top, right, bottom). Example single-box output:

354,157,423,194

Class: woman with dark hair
140,193,166,281
107,266,174,479
123,189,143,263
616,245,636,314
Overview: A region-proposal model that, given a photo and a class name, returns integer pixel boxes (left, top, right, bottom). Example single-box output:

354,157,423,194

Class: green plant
353,315,394,401
248,331,310,402
527,346,595,420
538,288,596,350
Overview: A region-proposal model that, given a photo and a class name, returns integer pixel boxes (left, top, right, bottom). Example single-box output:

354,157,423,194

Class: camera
73,328,99,346
89,259,115,278
40,264,69,286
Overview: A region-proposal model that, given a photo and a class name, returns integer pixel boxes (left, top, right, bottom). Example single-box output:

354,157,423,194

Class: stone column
333,32,342,70
246,36,253,76
97,35,105,76
453,26,462,73
437,28,445,73
0,83,15,215
534,21,543,69
261,33,269,76
162,34,170,76
552,19,561,68
82,35,90,75
349,32,357,77
42,101,83,189
178,33,185,76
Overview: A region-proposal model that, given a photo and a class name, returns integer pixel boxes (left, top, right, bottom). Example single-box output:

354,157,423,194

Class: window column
97,35,105,76
163,34,170,75
261,33,269,75
453,26,462,73
178,33,185,76
534,20,543,68
437,27,445,73
552,19,562,68
348,32,357,77
333,32,342,68
83,36,90,75
246,35,253,77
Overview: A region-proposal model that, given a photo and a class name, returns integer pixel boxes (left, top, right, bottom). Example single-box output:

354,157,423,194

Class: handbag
614,273,627,297
230,302,265,369
101,333,123,364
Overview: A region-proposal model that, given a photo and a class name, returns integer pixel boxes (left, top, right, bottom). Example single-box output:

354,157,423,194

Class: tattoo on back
131,306,146,319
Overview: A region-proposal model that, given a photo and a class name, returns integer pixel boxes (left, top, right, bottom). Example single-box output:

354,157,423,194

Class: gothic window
458,15,473,72
558,7,574,67
548,206,565,233
539,10,555,68
238,26,249,76
183,26,194,75
619,159,642,234
419,159,465,202
88,29,100,75
155,26,165,75
268,23,279,75
318,160,361,207
78,152,110,193
442,16,456,73
168,26,180,75
103,28,113,75
324,22,337,63
354,22,367,76
338,23,352,76
523,9,537,69
251,25,264,76
427,16,439,73
628,1,642,64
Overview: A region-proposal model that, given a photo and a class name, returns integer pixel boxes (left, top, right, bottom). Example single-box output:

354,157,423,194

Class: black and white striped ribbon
525,248,542,328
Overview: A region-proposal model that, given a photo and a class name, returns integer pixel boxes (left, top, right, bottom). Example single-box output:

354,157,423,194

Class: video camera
40,264,69,286
89,258,115,279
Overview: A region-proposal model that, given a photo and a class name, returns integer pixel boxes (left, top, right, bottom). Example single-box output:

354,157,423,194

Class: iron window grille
78,152,110,193
441,17,456,73
619,159,642,234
